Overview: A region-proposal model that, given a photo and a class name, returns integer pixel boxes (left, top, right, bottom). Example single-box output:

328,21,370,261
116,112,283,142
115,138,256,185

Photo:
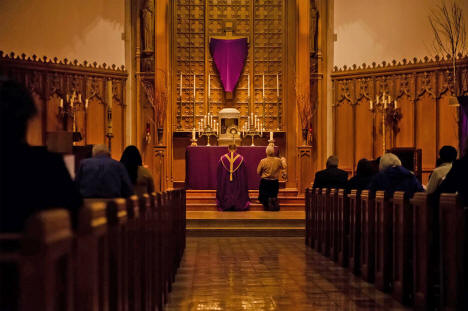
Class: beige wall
0,0,125,66
334,0,468,68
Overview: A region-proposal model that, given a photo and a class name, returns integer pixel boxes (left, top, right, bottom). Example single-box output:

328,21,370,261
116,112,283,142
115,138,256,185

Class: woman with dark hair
120,145,154,196
346,158,374,192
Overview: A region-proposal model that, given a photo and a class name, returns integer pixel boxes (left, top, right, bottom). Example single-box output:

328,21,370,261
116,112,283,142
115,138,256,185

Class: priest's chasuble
216,151,250,211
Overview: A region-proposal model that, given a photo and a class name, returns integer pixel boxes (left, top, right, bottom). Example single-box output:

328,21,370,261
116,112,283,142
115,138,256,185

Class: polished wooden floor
166,237,409,311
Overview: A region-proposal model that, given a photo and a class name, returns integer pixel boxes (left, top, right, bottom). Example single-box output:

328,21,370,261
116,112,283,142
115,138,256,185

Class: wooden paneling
332,56,468,180
395,94,414,147
334,100,353,171
355,98,373,162
0,51,128,153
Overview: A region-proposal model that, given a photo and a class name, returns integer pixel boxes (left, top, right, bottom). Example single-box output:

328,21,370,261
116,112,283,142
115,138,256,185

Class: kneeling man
216,144,250,211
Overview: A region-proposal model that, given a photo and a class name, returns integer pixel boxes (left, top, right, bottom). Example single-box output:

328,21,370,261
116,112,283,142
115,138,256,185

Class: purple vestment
216,152,250,211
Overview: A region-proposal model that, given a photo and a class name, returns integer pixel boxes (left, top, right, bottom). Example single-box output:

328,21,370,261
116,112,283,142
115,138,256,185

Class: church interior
1,0,468,310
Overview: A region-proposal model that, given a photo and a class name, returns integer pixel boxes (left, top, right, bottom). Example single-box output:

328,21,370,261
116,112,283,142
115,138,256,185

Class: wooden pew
320,188,331,256
75,201,109,311
105,199,128,311
126,196,140,311
360,190,375,283
329,189,339,261
392,191,413,305
374,191,393,292
411,192,437,311
337,189,350,267
0,209,74,311
138,194,152,311
311,188,319,249
439,193,467,311
152,192,163,311
348,190,361,275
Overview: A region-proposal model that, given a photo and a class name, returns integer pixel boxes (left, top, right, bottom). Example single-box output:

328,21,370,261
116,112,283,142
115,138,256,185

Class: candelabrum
369,92,401,155
194,113,219,146
59,91,87,142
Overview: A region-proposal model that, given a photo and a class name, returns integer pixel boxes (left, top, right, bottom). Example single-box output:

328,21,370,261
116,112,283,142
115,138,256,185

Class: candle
394,100,398,109
208,74,211,99
60,99,64,108
247,74,250,97
384,100,388,109
251,113,253,126
269,131,273,141
78,94,82,103
85,99,89,109
107,80,113,108
193,74,196,102
369,100,373,110
180,73,182,97
66,94,69,102
276,73,279,97
247,116,250,129
262,74,265,98
192,129,196,140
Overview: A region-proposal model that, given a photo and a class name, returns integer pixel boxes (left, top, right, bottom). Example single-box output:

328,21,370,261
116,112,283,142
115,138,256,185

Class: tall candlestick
180,73,182,97
193,74,196,103
262,74,265,98
276,73,279,97
107,80,113,108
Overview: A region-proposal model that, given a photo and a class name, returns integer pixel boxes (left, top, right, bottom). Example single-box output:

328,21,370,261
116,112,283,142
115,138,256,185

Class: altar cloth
185,146,278,190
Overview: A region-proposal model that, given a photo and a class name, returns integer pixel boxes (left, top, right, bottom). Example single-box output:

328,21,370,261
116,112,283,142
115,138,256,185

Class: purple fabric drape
216,152,250,211
185,146,278,190
209,38,248,92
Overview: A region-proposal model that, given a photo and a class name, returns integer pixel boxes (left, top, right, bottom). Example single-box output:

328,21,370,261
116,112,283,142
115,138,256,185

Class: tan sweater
134,166,155,196
257,156,287,180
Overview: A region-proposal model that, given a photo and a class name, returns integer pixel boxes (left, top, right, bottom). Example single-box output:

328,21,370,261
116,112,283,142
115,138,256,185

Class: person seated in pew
312,155,348,189
369,153,423,198
426,145,457,194
75,144,134,198
439,136,468,206
0,79,82,232
346,158,375,193
120,145,154,196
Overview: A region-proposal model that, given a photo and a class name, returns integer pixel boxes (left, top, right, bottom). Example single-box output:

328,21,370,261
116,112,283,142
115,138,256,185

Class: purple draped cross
209,38,248,92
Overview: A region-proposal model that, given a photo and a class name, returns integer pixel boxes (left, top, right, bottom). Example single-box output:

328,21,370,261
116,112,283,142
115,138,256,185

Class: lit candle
247,74,250,97
78,94,82,103
85,99,89,109
180,73,182,98
107,80,113,108
251,113,253,126
269,131,273,141
60,99,64,108
262,74,265,98
276,73,279,97
247,116,250,129
369,100,373,110
192,128,196,140
208,74,211,99
394,100,398,109
193,74,196,103
66,94,69,102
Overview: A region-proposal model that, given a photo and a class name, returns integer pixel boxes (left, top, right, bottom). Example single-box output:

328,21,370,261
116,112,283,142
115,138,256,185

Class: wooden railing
305,188,467,310
0,189,186,311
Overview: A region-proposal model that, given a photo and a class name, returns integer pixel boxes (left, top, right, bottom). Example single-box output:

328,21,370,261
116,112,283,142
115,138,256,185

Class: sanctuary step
186,189,305,211
187,211,305,237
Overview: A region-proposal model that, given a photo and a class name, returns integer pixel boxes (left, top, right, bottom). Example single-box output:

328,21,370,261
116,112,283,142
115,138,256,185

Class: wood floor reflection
165,237,409,311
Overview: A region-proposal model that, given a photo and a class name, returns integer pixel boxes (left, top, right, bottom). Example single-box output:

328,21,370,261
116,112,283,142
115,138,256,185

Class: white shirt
426,162,452,194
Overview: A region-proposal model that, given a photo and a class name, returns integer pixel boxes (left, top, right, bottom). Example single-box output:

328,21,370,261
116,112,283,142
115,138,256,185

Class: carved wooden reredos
172,0,285,131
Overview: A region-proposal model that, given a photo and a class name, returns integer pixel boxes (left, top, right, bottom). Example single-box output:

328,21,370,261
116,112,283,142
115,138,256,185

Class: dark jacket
313,166,348,189
439,156,468,206
0,145,82,232
369,165,423,198
76,154,134,198
346,175,372,193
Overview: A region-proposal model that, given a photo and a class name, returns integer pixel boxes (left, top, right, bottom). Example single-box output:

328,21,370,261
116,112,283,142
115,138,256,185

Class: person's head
228,144,237,152
439,145,457,164
266,145,275,157
379,153,402,171
355,158,373,176
120,145,143,184
326,155,339,168
92,144,110,157
0,79,37,144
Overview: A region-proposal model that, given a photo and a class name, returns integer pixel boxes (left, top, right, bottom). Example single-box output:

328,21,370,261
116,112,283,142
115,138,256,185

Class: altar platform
187,210,305,237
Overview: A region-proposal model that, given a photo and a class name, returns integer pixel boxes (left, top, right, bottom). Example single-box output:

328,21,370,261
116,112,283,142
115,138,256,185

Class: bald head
92,144,110,157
